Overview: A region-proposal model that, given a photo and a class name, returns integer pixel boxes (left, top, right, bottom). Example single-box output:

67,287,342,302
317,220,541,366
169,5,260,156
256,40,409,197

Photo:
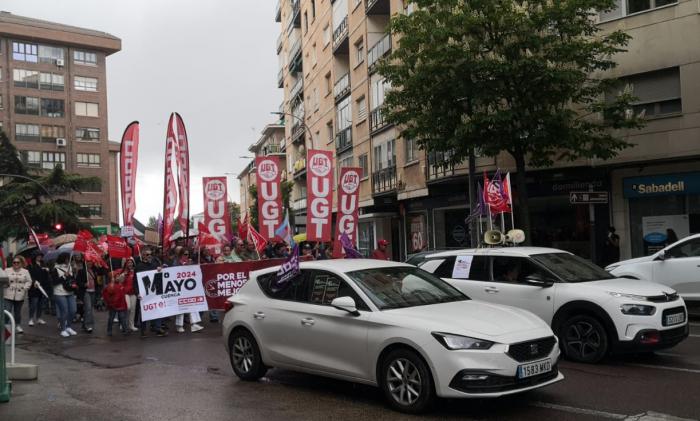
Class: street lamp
270,111,315,150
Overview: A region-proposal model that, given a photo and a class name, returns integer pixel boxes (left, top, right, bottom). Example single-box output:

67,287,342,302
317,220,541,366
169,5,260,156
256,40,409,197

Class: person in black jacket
134,247,167,337
27,253,50,326
76,260,98,333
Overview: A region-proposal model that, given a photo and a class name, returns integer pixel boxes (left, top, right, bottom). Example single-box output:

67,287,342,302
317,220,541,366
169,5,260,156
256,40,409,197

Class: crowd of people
2,235,392,338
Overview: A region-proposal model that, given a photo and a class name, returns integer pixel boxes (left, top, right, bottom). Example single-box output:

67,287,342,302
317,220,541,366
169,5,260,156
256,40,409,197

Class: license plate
517,359,552,379
665,312,685,326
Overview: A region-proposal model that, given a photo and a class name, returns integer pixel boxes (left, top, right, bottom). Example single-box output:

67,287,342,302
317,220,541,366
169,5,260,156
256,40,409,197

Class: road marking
625,363,700,374
530,401,627,419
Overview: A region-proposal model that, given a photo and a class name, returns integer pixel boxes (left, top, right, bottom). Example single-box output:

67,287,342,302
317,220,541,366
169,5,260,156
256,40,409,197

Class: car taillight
224,301,234,313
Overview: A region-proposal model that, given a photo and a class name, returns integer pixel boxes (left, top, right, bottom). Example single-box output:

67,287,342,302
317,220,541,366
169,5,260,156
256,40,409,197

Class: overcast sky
4,0,282,223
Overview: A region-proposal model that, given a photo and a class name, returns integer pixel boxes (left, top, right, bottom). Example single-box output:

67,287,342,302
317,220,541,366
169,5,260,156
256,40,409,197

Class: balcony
263,144,285,156
293,157,307,178
275,0,282,22
426,150,469,182
368,33,391,73
366,0,390,15
333,72,350,102
290,0,301,27
292,197,307,212
370,107,392,134
332,16,349,54
335,127,352,154
372,166,397,195
290,76,304,100
276,32,283,53
277,67,284,88
288,38,303,73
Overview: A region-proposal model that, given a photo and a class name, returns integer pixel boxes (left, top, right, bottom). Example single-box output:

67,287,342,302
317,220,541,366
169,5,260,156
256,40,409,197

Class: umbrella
15,244,38,257
293,233,307,243
53,234,77,247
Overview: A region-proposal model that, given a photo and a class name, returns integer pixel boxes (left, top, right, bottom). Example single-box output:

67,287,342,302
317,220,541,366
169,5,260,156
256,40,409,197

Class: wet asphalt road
1,310,699,421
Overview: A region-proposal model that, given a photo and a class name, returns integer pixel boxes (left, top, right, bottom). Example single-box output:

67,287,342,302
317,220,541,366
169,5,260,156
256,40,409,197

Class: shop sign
569,191,608,204
624,172,700,198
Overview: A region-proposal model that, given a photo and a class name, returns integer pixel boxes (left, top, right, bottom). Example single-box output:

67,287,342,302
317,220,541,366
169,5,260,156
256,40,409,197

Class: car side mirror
656,251,666,261
524,274,554,288
330,296,360,316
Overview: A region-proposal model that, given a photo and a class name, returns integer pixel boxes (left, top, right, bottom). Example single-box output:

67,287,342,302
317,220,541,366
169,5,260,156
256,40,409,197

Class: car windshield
346,266,468,310
531,253,614,283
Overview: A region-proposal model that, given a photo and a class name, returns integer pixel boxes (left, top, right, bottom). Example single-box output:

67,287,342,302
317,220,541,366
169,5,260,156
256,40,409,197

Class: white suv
418,247,689,363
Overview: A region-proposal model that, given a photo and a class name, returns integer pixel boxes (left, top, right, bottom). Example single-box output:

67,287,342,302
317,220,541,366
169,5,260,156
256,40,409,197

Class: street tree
379,0,643,241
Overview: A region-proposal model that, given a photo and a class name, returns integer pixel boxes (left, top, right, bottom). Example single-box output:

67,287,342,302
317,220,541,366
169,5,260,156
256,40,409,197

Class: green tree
228,201,241,235
247,181,294,233
147,216,158,229
379,0,642,241
0,130,100,242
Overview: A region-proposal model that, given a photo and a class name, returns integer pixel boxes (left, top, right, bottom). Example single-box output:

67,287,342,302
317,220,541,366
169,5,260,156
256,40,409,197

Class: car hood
383,300,551,342
581,278,675,296
607,255,654,269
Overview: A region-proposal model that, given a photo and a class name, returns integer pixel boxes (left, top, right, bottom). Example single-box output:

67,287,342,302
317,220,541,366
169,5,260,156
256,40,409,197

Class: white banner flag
137,265,209,321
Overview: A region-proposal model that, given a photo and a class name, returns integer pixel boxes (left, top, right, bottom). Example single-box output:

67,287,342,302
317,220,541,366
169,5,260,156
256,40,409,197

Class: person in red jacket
371,239,391,261
102,277,128,336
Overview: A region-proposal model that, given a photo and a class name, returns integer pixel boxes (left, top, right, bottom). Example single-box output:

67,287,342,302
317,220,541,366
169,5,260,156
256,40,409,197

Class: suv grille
661,306,686,327
647,293,679,303
507,337,557,362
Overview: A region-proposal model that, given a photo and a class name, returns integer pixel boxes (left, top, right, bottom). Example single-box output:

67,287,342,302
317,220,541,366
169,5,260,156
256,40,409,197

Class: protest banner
137,265,209,321
201,259,284,309
162,114,179,252
256,156,283,239
335,167,361,246
202,177,231,241
306,149,333,241
120,121,139,227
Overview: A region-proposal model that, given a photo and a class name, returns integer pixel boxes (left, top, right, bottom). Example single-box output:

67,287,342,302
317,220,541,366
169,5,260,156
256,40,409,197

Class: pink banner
255,156,282,240
306,150,334,242
119,121,139,226
202,177,232,242
174,113,191,236
163,114,179,252
335,167,361,246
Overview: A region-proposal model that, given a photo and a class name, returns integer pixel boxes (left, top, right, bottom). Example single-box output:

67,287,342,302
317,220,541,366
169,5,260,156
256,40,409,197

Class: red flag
120,121,140,227
256,156,283,240
307,150,333,242
73,229,94,253
197,222,222,247
85,241,108,268
202,177,232,242
248,225,268,255
238,213,249,241
163,114,179,252
484,171,510,214
174,113,191,238
0,245,5,270
107,235,131,259
335,167,361,248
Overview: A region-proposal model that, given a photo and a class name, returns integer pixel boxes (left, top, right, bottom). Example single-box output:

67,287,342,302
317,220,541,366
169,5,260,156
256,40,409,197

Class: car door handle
253,312,265,320
484,287,499,294
301,318,315,326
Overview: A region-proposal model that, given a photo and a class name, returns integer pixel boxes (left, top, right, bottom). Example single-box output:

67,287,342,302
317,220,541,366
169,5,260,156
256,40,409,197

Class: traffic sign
570,191,608,204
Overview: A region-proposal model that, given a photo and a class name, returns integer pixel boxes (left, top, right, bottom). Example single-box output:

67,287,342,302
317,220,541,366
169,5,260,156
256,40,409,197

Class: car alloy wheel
229,329,267,381
562,315,608,363
380,349,434,413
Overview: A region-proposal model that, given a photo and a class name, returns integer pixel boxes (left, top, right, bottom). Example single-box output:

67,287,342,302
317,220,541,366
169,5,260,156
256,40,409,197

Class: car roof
421,247,570,259
251,258,414,277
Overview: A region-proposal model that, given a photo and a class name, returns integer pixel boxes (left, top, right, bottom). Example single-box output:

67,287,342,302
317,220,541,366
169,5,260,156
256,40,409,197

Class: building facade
0,11,121,232
259,0,700,262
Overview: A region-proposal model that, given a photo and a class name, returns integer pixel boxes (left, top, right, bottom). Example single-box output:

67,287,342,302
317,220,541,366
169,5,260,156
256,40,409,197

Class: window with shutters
612,67,681,119
75,101,99,117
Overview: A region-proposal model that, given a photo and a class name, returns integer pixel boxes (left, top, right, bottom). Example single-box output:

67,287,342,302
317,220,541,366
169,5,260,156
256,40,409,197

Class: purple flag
273,244,300,291
466,184,486,223
340,232,363,259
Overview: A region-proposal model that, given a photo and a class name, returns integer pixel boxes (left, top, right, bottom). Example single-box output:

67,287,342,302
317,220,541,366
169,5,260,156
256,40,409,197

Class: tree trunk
513,152,531,246
468,148,478,247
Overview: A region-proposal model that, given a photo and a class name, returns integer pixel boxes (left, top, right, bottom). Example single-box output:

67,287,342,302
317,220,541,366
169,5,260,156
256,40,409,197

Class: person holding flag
27,252,50,327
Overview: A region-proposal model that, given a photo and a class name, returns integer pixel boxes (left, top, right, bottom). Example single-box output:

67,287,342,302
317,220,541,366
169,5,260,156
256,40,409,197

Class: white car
223,259,563,413
417,248,689,363
607,233,700,304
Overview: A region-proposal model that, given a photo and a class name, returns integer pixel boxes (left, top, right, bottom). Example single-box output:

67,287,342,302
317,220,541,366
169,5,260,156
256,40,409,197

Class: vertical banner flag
162,114,179,251
255,156,282,240
306,150,334,242
174,113,191,236
119,121,140,227
202,177,232,242
335,167,361,247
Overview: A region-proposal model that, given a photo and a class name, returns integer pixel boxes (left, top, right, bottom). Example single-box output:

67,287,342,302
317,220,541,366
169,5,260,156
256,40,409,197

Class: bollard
0,272,10,402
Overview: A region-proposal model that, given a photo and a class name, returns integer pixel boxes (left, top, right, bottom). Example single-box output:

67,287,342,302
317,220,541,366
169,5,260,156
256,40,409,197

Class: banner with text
201,259,283,309
306,149,334,242
335,167,361,247
163,114,179,251
202,177,232,242
137,265,208,321
256,156,283,240
119,121,139,227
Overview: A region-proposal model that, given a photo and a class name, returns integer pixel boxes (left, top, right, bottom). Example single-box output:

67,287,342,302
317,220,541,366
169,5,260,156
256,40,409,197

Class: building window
358,153,369,179
354,0,362,8
371,76,391,109
357,96,367,121
75,101,99,117
76,153,101,168
373,139,396,171
323,25,331,47
326,121,334,143
600,0,677,21
617,67,682,119
41,125,66,142
336,96,352,131
41,152,66,170
40,73,65,91
14,96,40,115
15,124,40,142
405,138,419,163
354,39,364,67
74,76,98,92
12,42,38,62
20,151,42,168
80,204,102,219
75,127,100,142
13,69,39,89
0,94,3,110
313,87,319,111
82,179,102,193
311,0,316,19
74,50,97,66
358,221,375,257
325,72,332,95
311,43,317,67
304,11,309,33
41,99,65,118
38,45,65,64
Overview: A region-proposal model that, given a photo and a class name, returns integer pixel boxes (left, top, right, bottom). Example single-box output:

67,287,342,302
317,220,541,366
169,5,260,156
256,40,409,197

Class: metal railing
290,76,304,99
368,33,391,71
372,166,397,194
292,197,307,211
293,158,307,175
335,127,353,153
277,67,284,88
333,72,350,101
276,32,283,53
425,150,468,180
275,0,282,22
291,0,301,26
264,144,284,155
333,16,349,47
370,107,390,133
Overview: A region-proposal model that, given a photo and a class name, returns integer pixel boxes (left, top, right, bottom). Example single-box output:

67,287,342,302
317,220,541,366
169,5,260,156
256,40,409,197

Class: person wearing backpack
51,253,78,338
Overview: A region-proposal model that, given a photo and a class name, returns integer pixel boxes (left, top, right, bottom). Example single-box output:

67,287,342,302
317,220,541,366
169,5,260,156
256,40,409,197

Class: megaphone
505,229,526,245
484,230,503,245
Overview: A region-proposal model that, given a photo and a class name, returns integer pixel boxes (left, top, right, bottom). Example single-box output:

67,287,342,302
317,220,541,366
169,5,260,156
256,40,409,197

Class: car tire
229,329,267,381
380,348,434,414
560,315,609,363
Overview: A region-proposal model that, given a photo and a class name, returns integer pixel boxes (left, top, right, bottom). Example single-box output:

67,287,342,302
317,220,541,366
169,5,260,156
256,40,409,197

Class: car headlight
607,291,648,301
620,304,656,316
432,332,494,350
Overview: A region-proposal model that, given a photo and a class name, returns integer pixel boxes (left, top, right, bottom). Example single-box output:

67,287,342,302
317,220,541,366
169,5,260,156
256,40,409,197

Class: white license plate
517,359,552,379
666,312,685,326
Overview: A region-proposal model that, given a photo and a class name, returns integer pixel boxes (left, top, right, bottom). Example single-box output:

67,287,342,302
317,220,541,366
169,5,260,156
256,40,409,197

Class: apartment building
0,11,121,232
264,0,700,262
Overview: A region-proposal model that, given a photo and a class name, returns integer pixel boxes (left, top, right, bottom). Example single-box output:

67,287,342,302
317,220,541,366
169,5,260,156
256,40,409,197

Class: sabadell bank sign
623,172,700,198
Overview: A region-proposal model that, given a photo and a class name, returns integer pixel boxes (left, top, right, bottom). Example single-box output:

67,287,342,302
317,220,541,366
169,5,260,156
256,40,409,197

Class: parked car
607,233,700,304
417,247,689,363
405,249,453,266
223,259,563,413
